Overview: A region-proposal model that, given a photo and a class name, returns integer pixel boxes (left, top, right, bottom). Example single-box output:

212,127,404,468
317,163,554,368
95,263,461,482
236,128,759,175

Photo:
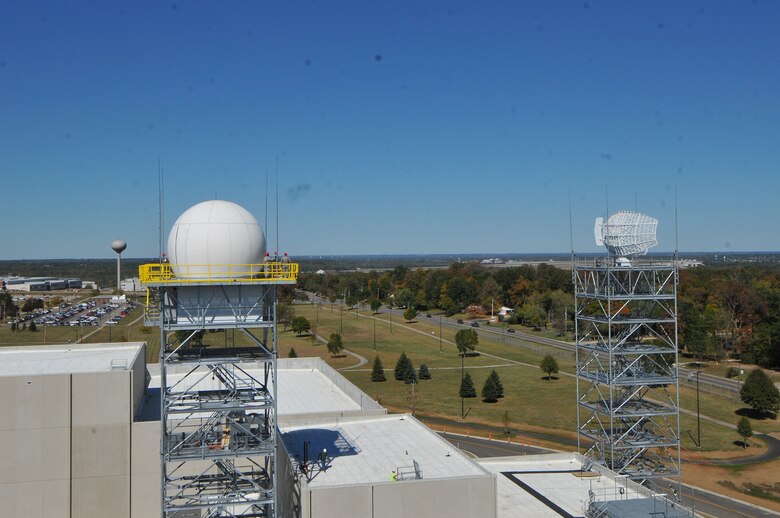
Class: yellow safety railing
139,262,298,285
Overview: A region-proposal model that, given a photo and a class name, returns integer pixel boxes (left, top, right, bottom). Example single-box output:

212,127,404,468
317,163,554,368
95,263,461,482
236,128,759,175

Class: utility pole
439,316,442,352
461,351,465,419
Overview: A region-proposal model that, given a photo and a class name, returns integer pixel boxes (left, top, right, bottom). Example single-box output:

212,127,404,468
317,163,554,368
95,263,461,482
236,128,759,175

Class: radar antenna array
594,210,658,257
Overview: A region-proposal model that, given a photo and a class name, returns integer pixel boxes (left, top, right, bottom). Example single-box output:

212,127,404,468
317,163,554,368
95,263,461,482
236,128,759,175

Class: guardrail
139,262,298,284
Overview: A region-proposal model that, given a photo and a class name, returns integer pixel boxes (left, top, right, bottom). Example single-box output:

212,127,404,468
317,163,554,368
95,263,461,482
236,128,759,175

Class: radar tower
141,200,298,517
574,210,681,491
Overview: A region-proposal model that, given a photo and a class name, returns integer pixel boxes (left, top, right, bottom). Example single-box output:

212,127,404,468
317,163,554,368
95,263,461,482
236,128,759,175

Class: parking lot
10,298,136,328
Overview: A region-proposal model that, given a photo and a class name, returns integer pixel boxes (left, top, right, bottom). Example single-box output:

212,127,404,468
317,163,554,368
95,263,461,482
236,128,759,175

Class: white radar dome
167,200,267,279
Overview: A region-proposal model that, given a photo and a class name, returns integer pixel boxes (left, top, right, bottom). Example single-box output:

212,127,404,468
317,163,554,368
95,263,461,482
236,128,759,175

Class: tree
487,370,504,398
290,316,311,336
403,359,417,384
737,417,753,448
459,372,477,398
403,307,417,322
327,333,344,356
481,375,500,402
345,294,358,309
394,352,411,381
28,321,37,332
0,292,19,319
454,329,479,356
371,356,387,382
740,368,780,417
22,298,43,313
418,364,431,380
276,304,294,331
540,355,559,380
395,288,415,309
288,348,298,358
370,298,381,314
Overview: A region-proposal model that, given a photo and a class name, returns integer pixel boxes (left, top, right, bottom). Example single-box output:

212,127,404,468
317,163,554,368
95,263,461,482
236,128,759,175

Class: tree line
298,261,780,369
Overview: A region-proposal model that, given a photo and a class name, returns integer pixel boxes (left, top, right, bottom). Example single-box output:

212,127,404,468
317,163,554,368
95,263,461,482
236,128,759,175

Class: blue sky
2,1,779,259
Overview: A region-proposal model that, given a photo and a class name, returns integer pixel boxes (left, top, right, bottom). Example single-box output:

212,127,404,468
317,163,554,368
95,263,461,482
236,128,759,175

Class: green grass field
293,304,755,453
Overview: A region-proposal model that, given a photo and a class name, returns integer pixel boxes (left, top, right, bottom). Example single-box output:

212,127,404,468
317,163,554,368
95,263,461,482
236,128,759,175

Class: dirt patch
683,458,780,512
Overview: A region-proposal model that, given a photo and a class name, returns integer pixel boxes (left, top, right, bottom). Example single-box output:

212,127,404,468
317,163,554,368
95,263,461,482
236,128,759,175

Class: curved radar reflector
594,217,605,246
595,210,658,257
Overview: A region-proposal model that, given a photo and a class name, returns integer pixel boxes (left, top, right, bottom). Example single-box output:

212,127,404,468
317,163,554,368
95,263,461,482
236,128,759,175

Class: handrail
139,262,298,285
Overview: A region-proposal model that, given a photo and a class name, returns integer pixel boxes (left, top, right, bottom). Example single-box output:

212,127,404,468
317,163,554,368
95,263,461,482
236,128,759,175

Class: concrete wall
300,475,497,518
0,368,139,518
71,371,131,518
129,343,147,420
130,421,161,518
0,374,72,518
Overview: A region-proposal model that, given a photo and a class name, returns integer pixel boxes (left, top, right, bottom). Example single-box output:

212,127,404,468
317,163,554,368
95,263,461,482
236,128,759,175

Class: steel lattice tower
141,262,297,518
574,256,681,487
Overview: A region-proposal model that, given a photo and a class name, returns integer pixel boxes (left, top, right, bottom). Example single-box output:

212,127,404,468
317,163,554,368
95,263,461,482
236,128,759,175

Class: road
372,305,770,398
441,433,780,518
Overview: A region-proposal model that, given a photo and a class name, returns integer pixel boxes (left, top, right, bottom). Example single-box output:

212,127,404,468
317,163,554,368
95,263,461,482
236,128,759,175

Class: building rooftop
478,453,661,518
281,414,490,487
144,357,384,422
0,342,145,377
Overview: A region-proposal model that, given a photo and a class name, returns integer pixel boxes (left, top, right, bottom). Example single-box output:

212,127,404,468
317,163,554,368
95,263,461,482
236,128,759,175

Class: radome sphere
167,200,266,278
111,240,127,254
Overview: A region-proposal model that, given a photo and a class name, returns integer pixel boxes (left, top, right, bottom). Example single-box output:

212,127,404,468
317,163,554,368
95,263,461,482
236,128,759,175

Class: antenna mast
158,159,164,262
275,155,279,256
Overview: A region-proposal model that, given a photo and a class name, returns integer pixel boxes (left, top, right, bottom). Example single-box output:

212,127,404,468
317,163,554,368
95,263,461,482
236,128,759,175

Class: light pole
687,370,701,448
373,313,376,351
439,316,442,352
461,351,465,419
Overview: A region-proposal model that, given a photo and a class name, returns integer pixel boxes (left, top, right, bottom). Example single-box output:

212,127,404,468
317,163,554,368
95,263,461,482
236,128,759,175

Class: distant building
1,277,82,292
120,277,142,292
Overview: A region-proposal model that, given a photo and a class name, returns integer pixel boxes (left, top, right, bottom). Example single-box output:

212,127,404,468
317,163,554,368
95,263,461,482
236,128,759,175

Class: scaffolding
142,262,298,518
574,256,681,487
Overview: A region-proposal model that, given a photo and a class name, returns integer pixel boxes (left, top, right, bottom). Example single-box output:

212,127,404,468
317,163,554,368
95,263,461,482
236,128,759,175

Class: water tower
111,239,127,292
574,210,681,490
139,200,297,517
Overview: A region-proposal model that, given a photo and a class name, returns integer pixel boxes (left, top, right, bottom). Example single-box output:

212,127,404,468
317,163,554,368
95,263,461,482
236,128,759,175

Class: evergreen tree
737,417,753,448
371,356,387,382
459,372,477,398
288,347,298,358
394,352,410,381
29,321,37,332
481,375,500,402
740,368,780,417
488,370,504,398
418,364,431,380
403,359,417,384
